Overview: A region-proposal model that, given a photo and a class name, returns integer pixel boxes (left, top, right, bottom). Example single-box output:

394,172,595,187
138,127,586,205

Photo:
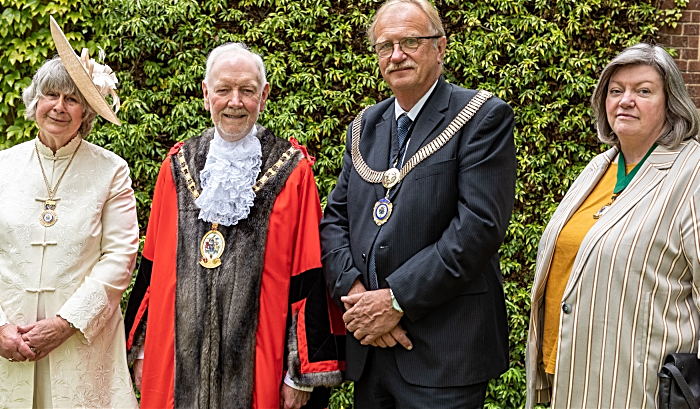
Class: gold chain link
350,89,492,185
176,145,298,201
35,138,83,200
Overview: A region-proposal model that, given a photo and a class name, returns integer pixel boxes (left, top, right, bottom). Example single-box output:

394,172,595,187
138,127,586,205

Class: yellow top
542,162,634,374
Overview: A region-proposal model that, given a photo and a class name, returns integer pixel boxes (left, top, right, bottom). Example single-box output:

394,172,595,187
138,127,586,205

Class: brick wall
658,0,700,108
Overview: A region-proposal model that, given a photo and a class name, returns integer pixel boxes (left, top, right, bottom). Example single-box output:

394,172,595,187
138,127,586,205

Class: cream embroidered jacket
0,137,139,408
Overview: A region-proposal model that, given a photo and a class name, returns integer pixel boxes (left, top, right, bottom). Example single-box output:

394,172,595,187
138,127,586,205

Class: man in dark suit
319,0,516,407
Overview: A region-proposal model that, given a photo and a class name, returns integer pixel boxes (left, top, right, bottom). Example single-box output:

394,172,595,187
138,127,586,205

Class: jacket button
562,303,572,314
362,253,366,262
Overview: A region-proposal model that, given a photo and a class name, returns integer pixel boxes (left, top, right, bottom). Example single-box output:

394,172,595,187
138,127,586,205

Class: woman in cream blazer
526,44,700,408
0,18,138,408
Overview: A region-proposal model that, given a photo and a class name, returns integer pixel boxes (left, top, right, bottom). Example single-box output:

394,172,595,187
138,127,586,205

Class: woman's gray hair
204,42,267,89
367,0,445,46
22,56,97,137
591,43,700,148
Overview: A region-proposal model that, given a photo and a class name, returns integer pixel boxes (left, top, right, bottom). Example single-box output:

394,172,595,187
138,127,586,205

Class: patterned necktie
367,114,413,290
396,114,412,167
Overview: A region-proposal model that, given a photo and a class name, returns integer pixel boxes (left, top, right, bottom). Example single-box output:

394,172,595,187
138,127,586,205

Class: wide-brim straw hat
49,16,120,125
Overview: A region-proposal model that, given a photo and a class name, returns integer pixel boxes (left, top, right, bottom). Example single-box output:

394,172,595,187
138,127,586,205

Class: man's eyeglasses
372,36,442,58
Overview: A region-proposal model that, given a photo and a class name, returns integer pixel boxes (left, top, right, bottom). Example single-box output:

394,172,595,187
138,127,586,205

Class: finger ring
7,357,14,362
30,347,36,353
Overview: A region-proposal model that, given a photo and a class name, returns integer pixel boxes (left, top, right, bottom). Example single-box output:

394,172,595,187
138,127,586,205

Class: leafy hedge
0,0,687,407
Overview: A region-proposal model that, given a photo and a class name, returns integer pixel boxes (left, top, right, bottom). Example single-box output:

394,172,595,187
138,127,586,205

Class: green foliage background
0,0,688,407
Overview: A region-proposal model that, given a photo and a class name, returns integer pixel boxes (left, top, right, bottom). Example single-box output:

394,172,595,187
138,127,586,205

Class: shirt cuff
284,372,313,392
390,288,403,313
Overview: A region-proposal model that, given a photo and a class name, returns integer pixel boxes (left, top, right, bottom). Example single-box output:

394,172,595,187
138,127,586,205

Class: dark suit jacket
319,77,516,387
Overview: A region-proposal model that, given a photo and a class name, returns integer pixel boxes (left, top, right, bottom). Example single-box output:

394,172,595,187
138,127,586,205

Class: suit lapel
365,103,394,201
403,78,450,161
531,149,616,302
561,144,681,299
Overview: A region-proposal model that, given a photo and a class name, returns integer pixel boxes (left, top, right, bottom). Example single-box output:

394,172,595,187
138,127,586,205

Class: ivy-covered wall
0,0,688,407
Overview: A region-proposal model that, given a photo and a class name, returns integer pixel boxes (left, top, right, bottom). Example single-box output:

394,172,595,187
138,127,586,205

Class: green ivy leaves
0,0,684,406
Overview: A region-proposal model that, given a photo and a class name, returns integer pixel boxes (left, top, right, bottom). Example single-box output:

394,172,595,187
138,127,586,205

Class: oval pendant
382,168,401,188
373,198,393,226
593,204,610,220
200,228,225,269
40,210,57,227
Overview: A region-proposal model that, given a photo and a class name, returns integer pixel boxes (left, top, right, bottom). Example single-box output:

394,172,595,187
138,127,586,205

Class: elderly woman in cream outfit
526,43,700,408
0,17,138,408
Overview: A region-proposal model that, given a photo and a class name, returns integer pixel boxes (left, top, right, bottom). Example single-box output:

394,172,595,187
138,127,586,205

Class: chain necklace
593,144,657,219
176,144,297,269
351,90,492,226
35,138,82,227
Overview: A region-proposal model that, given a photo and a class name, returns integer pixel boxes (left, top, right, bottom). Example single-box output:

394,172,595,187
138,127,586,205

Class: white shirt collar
394,78,439,121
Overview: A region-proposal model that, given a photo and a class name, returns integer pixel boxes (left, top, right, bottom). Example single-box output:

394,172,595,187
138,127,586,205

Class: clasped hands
0,317,76,363
341,279,412,350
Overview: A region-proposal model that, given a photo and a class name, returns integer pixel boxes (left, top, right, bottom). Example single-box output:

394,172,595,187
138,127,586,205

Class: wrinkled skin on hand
343,278,366,311
19,317,76,361
342,289,409,349
369,324,412,350
0,324,36,362
280,383,311,409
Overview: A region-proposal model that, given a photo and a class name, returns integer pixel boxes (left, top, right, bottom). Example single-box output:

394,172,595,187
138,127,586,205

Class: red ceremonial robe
126,146,343,408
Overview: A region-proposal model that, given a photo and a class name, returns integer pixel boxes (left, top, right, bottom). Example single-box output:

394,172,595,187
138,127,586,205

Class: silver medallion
382,168,401,189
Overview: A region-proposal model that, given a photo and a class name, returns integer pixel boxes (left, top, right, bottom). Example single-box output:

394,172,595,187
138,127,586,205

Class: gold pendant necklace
593,194,618,219
351,90,493,226
35,139,82,227
176,144,297,269
199,223,225,268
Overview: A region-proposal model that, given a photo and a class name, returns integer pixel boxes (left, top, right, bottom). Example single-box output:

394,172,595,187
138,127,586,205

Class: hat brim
49,16,120,126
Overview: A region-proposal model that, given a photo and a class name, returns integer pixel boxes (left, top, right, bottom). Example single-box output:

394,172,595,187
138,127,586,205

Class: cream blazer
0,137,138,408
526,140,700,408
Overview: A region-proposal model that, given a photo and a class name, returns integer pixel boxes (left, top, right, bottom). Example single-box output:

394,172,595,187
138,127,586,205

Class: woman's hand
18,317,77,361
0,324,36,362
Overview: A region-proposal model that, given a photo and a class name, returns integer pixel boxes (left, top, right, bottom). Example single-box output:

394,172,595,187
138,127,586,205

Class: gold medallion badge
40,200,58,227
200,223,225,268
373,198,393,226
35,139,81,227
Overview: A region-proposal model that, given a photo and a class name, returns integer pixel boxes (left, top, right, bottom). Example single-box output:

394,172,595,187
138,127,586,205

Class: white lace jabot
195,127,262,226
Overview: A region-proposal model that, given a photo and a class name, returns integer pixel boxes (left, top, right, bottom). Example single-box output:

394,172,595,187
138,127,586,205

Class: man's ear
437,36,447,65
259,82,271,112
202,80,211,111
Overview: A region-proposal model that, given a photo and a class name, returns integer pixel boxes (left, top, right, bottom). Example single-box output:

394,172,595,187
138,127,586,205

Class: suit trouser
354,347,488,409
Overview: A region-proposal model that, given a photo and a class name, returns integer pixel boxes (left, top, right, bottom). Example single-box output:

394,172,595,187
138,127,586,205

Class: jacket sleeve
286,159,345,388
319,125,363,307
385,100,516,322
123,156,174,363
680,181,700,313
0,304,8,327
56,159,139,343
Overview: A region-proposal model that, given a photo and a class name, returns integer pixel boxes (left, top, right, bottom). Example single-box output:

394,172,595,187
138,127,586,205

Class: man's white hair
204,43,267,87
